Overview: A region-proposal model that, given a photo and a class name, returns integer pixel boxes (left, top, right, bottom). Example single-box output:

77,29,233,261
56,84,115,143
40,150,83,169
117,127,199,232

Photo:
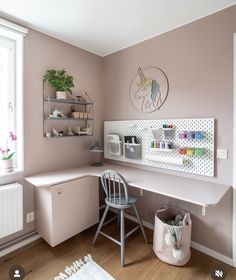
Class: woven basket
153,206,192,266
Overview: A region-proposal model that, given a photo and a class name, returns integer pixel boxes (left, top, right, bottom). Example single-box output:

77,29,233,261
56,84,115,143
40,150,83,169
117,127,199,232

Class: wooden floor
0,221,236,280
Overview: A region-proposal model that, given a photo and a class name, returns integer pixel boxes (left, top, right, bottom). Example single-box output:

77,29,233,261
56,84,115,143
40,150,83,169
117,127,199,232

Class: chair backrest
101,170,129,205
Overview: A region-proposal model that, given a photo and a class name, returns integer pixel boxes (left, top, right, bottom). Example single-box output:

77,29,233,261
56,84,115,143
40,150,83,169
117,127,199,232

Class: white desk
25,163,230,246
26,163,230,212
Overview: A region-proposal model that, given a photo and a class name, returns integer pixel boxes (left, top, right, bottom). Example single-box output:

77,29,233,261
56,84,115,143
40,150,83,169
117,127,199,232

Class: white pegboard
104,118,215,177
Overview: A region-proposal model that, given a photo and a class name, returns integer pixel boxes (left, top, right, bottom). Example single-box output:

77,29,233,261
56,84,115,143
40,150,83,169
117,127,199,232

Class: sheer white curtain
0,37,15,152
0,18,27,171
0,44,9,139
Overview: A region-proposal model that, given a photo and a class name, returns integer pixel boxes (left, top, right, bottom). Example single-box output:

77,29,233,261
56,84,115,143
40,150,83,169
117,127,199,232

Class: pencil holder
195,131,204,140
186,148,194,156
186,131,195,140
178,131,186,139
194,148,205,156
179,148,186,155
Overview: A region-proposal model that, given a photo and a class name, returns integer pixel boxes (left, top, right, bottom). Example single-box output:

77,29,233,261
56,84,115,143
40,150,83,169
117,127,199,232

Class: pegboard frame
104,118,215,177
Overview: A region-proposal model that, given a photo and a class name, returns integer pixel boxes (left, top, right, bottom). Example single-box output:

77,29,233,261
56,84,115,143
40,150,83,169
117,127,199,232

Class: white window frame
0,18,28,175
233,33,236,267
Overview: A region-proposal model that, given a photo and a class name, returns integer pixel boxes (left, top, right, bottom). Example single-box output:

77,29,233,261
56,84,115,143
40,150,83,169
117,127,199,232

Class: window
0,19,27,173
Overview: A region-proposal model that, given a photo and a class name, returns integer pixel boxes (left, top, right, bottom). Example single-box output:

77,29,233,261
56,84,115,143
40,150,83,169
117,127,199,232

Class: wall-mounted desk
25,163,230,246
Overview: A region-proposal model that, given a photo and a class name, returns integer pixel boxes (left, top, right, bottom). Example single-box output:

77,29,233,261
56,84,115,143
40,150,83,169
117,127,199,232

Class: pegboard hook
128,124,137,129
137,126,148,131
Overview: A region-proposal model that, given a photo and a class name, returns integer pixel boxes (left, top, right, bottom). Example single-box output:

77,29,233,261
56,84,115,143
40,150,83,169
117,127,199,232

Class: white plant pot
56,91,67,100
1,159,14,173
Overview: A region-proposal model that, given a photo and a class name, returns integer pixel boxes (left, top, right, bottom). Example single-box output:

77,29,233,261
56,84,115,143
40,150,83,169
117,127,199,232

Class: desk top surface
25,163,230,207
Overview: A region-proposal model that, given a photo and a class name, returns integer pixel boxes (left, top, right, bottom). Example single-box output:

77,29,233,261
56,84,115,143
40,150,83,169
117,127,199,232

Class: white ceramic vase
1,159,14,173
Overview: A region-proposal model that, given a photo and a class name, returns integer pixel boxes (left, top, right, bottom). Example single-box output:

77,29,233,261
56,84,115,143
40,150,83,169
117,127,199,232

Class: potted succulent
43,69,75,99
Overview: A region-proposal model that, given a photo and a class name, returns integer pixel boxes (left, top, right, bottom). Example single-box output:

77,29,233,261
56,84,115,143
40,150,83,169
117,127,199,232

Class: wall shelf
47,134,92,138
45,117,93,121
150,148,174,153
43,85,93,138
44,97,93,105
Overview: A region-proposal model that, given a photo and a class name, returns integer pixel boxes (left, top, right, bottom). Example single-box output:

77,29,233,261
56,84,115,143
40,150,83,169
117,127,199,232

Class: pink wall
104,6,236,257
0,5,235,259
0,29,104,246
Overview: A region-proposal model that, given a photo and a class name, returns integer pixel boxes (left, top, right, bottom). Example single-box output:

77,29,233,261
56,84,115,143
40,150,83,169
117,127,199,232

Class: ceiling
0,0,236,57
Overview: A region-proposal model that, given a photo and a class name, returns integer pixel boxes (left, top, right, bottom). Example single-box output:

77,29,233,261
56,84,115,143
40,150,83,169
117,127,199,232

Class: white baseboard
190,241,233,266
0,233,41,258
124,212,154,230
109,208,234,266
0,210,234,266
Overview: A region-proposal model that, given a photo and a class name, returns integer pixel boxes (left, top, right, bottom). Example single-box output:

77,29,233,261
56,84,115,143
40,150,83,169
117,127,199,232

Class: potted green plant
43,69,75,99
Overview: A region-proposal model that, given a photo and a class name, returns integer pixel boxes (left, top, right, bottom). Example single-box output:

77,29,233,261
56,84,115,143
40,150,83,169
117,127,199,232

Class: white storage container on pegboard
107,134,122,156
153,206,192,266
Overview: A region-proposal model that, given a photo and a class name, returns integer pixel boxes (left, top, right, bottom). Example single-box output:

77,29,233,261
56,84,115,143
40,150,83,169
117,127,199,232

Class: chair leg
120,209,125,267
133,204,148,244
117,211,120,228
92,205,109,245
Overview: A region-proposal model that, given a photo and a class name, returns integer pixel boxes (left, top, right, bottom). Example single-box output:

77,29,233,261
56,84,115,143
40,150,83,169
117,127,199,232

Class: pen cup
186,148,194,156
195,131,204,140
186,131,195,140
194,148,205,156
179,148,186,155
178,131,186,139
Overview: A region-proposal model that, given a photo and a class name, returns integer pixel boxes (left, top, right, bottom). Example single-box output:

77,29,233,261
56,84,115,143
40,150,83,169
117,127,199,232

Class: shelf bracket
140,188,143,197
202,205,207,216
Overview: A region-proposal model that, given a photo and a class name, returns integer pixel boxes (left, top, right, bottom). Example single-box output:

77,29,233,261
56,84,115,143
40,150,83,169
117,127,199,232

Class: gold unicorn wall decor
129,66,169,113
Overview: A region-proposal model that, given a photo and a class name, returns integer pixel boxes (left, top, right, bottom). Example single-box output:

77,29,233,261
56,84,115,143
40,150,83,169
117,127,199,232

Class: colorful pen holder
179,148,186,155
195,131,204,140
194,148,205,156
186,131,195,140
186,148,194,156
179,131,204,140
179,147,205,156
178,131,186,139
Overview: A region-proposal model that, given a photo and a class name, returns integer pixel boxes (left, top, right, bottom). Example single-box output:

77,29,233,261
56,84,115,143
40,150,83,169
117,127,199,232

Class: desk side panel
35,188,53,245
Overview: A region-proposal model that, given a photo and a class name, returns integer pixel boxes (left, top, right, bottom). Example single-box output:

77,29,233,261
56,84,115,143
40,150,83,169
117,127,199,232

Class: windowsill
0,168,23,178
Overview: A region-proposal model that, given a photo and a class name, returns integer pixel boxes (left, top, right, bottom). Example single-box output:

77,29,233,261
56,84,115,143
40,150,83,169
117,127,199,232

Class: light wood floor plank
0,221,235,280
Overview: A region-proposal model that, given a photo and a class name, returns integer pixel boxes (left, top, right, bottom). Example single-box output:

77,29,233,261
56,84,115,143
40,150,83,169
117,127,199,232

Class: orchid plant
0,132,17,160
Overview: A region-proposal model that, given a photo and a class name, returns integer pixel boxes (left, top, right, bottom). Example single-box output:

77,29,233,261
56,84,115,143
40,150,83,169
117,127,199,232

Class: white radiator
0,183,23,239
